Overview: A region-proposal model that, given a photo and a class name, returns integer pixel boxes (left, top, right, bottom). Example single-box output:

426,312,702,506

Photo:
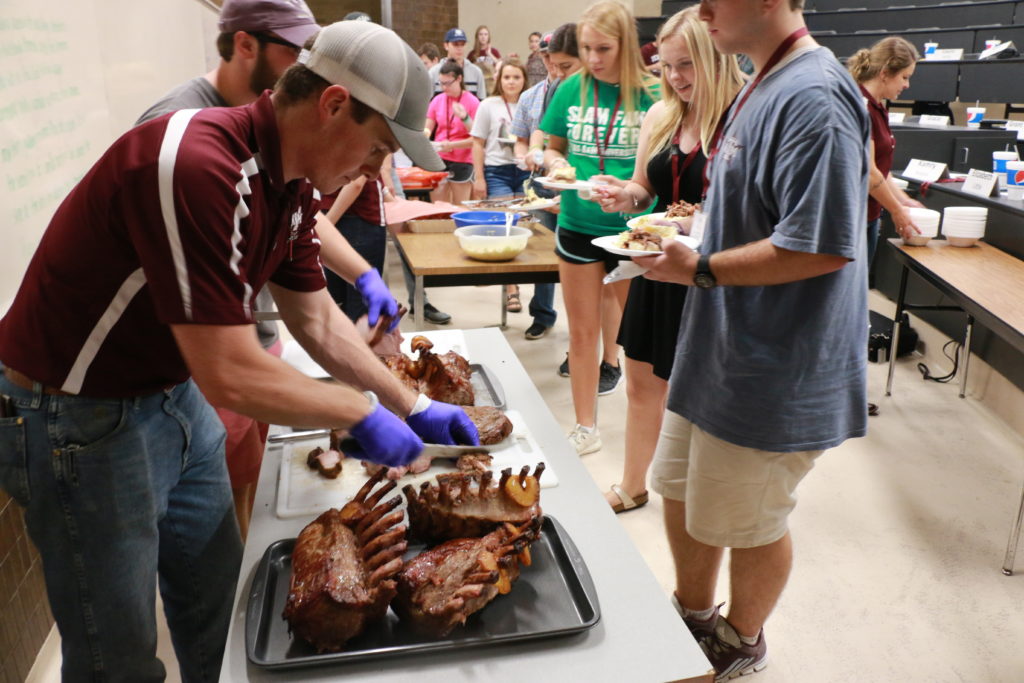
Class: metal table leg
501,284,508,329
1003,480,1024,576
414,274,425,328
885,265,909,396
960,315,974,399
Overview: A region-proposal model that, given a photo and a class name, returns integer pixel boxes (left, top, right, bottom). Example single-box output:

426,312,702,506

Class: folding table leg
885,265,909,396
1003,480,1024,576
414,275,425,329
500,284,508,329
960,315,974,399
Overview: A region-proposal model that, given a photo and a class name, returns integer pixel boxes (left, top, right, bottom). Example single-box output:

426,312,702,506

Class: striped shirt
509,78,551,139
0,93,325,396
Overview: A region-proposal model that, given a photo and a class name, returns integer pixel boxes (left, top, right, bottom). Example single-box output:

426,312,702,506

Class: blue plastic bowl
451,211,520,228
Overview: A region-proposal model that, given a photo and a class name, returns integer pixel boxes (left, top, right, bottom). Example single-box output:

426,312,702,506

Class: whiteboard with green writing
0,0,216,310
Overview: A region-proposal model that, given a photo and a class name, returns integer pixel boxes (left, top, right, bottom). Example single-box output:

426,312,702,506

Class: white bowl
908,207,941,222
453,225,531,261
947,236,979,247
943,206,987,216
904,235,932,246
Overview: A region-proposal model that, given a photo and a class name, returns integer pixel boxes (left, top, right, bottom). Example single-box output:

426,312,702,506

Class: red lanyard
445,94,463,134
592,80,622,174
702,27,810,198
671,125,701,204
504,99,514,122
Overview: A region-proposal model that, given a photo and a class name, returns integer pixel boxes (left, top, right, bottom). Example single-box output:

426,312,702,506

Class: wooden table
885,239,1024,574
394,223,560,328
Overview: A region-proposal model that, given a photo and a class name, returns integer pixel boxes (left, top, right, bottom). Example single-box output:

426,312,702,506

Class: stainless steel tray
245,515,599,670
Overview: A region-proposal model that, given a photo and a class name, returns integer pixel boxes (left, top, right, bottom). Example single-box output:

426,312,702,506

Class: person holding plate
539,0,658,455
593,8,744,515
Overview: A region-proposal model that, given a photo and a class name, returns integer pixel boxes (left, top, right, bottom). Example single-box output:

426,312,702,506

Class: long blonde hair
577,0,658,118
645,7,745,164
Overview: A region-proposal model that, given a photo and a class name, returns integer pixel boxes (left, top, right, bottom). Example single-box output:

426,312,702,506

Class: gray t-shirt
429,60,488,101
135,77,280,350
667,47,870,452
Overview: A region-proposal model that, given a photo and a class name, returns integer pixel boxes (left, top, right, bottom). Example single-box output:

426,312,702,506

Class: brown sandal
609,484,649,514
506,290,522,313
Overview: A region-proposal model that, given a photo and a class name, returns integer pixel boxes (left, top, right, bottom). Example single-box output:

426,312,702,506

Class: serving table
884,239,1024,574
218,327,714,682
393,224,560,328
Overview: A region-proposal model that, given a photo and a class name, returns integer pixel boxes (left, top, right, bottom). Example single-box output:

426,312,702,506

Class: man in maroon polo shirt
0,21,474,680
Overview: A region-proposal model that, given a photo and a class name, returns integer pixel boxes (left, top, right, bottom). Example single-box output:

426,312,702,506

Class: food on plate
614,222,679,251
283,471,407,652
456,452,494,473
391,520,540,637
381,335,474,405
665,199,700,219
403,464,545,543
462,405,513,445
549,165,577,183
306,446,343,479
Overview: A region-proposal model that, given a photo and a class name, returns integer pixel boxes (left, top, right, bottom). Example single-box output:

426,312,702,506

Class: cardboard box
408,218,456,233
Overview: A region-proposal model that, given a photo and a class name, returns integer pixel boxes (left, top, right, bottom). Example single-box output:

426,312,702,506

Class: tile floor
28,254,1024,682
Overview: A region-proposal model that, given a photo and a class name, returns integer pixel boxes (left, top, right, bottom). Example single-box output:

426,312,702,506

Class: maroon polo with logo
0,93,326,397
860,84,895,222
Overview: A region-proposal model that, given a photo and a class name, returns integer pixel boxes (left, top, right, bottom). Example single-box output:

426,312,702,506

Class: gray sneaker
702,618,768,681
597,361,622,395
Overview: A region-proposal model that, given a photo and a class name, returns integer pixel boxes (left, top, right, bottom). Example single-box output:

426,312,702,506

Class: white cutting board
275,410,558,519
281,330,470,379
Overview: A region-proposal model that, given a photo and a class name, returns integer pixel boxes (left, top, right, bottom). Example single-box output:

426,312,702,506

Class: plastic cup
1006,160,1024,188
993,151,1018,188
1007,186,1024,201
966,107,985,128
985,39,1000,50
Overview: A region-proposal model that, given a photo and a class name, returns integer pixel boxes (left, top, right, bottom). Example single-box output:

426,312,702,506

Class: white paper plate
591,233,699,257
626,212,669,229
535,176,594,191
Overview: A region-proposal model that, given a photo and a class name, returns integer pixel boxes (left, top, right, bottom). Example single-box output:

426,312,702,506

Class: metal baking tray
245,515,599,670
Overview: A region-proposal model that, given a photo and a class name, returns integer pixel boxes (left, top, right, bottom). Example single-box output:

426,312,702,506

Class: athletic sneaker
670,594,722,644
568,424,601,455
558,354,570,377
597,361,622,395
702,618,768,681
524,322,550,340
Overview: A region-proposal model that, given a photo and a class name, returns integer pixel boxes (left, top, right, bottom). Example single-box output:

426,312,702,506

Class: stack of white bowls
904,207,941,245
941,206,987,247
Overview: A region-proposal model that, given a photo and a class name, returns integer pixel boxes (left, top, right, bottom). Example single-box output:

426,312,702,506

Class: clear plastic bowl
453,225,531,261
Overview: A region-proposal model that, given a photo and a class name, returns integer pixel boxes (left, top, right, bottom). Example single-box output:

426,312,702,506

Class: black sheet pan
245,515,599,670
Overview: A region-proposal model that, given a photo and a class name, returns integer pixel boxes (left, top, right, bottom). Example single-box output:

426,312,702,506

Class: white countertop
218,327,713,682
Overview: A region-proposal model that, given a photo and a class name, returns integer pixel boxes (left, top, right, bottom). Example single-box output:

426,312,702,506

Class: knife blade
336,436,511,459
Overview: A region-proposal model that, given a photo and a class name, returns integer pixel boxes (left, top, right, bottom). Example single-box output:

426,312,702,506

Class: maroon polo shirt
0,93,325,396
860,83,895,222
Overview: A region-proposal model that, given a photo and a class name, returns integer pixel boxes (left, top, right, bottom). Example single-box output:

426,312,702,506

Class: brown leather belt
3,367,73,396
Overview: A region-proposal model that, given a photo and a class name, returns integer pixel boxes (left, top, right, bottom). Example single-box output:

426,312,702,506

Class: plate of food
626,200,700,230
591,228,699,257
535,166,592,191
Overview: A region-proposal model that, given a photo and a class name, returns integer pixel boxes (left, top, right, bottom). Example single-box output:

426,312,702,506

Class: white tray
275,410,558,519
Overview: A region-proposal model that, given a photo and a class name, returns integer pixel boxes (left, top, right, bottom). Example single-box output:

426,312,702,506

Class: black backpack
868,310,918,362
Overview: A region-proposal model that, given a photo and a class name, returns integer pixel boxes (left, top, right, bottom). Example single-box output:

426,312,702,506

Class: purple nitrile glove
347,404,423,467
355,268,399,330
405,397,480,446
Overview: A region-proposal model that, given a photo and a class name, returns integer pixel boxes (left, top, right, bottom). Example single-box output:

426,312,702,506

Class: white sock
683,604,716,621
576,424,595,433
738,632,759,646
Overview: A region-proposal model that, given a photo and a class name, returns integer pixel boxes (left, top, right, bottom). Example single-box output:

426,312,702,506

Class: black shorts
444,160,474,184
555,225,620,273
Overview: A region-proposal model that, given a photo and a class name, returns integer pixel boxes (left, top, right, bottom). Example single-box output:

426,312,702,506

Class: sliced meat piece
461,406,513,445
307,447,343,479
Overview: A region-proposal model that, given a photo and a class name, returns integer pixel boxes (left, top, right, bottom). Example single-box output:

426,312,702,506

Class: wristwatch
693,253,717,289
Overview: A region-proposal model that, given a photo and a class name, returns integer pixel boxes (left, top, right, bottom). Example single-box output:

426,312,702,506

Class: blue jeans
325,215,386,322
528,208,558,328
484,164,531,198
0,373,242,682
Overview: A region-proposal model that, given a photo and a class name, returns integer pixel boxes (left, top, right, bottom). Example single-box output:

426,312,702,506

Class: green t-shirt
540,73,657,236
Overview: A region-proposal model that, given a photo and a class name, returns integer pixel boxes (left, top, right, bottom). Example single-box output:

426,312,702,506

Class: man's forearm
710,239,850,286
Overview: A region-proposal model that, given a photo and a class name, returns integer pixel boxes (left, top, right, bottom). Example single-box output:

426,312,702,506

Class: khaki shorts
650,411,822,548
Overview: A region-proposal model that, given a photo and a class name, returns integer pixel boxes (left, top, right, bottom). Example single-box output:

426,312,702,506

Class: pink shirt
0,93,325,396
426,91,480,164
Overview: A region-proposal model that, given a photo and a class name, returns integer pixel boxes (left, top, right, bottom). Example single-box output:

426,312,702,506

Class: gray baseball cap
219,0,320,48
298,21,444,171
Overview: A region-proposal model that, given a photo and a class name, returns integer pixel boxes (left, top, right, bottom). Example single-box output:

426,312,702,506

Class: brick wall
392,0,459,55
0,490,53,681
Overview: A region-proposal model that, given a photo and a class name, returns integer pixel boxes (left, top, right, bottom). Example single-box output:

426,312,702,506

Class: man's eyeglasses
249,32,300,54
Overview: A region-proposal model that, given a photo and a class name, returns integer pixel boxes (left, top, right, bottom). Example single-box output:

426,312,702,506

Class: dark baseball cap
445,28,467,43
219,0,320,48
299,22,444,171
539,32,554,52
